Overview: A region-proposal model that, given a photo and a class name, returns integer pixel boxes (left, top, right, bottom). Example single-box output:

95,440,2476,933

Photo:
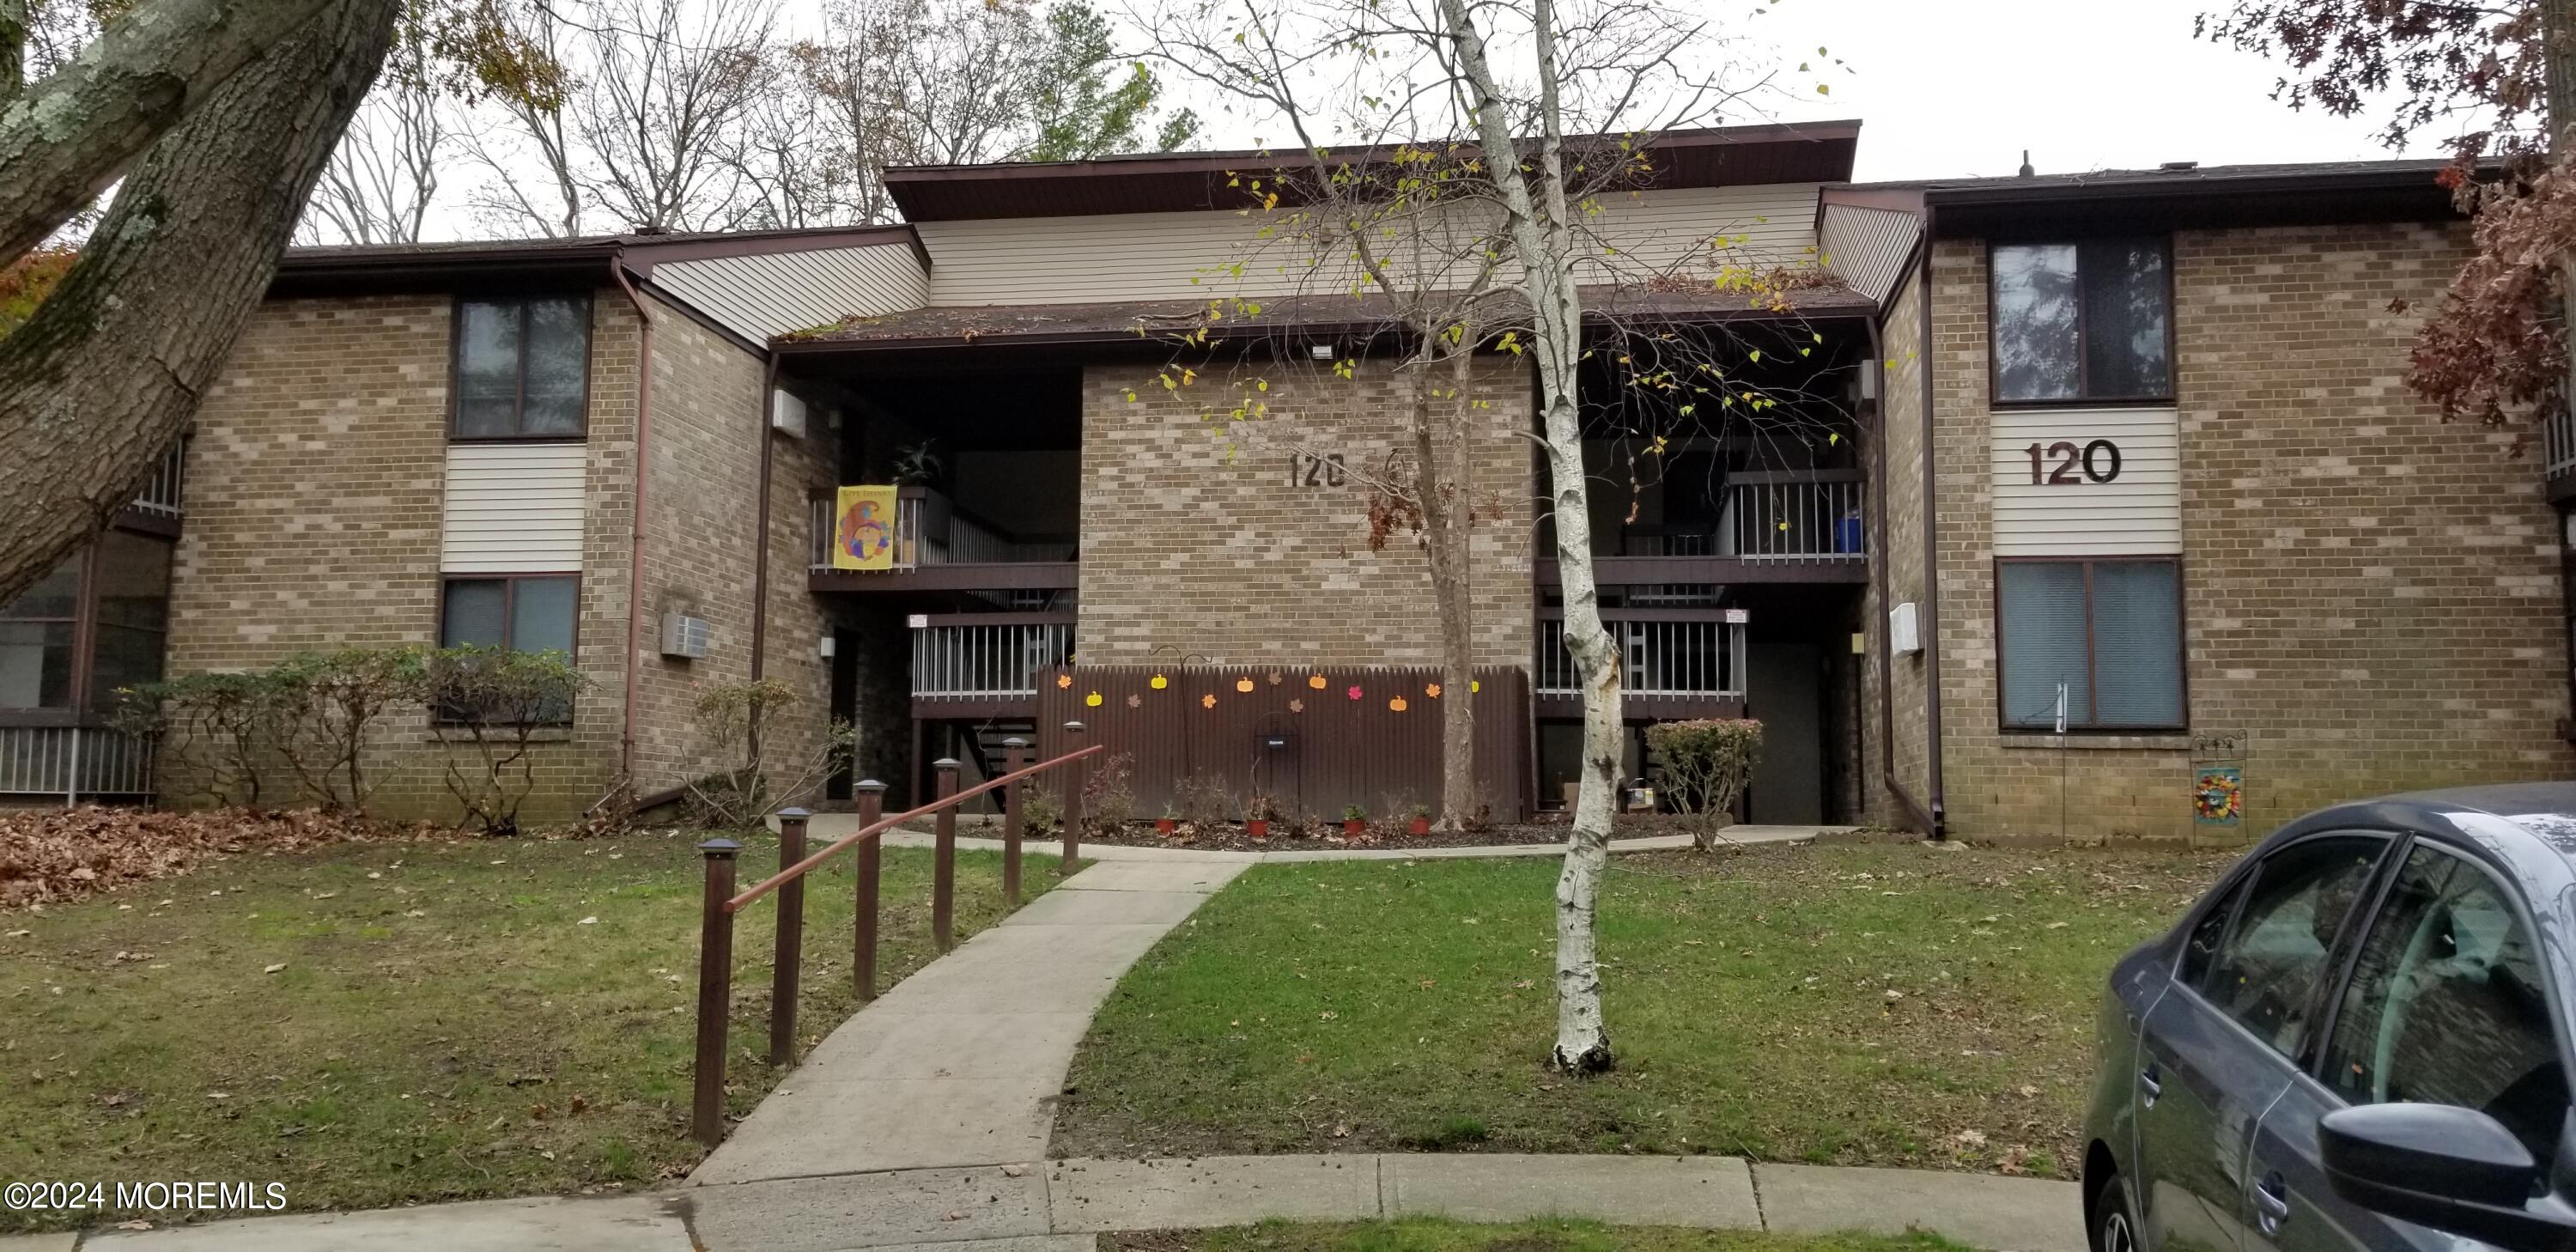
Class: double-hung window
1996,557,2184,730
1991,239,2172,404
438,574,579,725
453,296,592,440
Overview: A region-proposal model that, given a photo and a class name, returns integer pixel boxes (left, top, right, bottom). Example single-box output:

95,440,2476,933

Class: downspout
610,259,654,784
1917,209,1948,839
748,355,781,760
1867,313,1934,836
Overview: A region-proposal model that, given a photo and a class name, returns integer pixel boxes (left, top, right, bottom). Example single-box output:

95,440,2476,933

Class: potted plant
1341,804,1368,837
1155,802,1179,836
1406,802,1432,836
891,440,941,486
1245,792,1278,840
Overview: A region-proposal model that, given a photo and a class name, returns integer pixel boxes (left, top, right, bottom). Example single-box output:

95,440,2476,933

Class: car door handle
2138,1063,2162,1108
2256,1171,2291,1236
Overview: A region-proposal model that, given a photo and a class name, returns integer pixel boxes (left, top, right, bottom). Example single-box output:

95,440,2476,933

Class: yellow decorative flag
831,485,898,570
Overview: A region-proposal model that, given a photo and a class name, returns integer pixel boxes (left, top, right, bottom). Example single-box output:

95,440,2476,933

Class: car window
2322,845,2570,1168
2181,878,2242,988
2202,835,2386,1054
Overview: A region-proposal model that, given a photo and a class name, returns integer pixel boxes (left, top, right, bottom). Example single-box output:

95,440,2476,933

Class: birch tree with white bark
1136,0,1843,1070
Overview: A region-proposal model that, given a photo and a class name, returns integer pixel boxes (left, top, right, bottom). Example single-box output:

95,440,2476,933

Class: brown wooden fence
1034,665,1529,822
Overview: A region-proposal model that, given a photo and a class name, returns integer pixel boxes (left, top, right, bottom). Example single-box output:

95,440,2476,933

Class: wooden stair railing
690,728,1103,1145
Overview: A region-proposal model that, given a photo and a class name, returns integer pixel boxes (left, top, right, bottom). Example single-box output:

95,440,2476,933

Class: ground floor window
0,530,174,715
1996,557,2184,731
440,575,578,657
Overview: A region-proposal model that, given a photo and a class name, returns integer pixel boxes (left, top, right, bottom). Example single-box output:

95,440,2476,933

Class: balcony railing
2548,406,2576,480
912,620,1076,699
132,441,185,520
1537,617,1747,699
810,486,1074,573
1724,473,1864,561
0,726,155,801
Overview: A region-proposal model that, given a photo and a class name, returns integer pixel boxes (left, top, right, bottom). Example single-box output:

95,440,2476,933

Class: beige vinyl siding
1820,203,1922,303
653,242,929,341
1989,407,2181,557
915,184,1825,306
441,442,586,573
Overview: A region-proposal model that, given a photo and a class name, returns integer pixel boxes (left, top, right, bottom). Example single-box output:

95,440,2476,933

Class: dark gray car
2081,783,2576,1252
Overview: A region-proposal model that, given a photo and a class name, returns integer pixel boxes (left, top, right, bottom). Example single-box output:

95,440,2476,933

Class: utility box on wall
660,612,711,659
1888,602,1921,656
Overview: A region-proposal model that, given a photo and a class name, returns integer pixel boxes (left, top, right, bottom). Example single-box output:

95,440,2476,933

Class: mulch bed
1048,812,1719,854
0,805,438,911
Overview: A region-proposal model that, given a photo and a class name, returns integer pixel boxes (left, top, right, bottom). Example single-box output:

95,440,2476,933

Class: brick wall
165,289,839,824
167,292,640,822
1078,352,1536,670
1896,224,2574,842
621,295,836,806
1868,270,1933,828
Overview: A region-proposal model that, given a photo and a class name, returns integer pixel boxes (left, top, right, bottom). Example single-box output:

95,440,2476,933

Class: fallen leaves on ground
0,805,437,911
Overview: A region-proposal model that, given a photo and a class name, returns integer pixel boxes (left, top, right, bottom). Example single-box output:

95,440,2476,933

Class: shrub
420,646,588,836
1023,786,1062,834
1172,772,1234,830
683,678,854,829
267,646,426,812
1644,718,1764,850
111,670,285,807
1080,751,1135,832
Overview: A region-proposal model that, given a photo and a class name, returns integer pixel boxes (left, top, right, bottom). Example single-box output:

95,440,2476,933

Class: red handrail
726,743,1103,914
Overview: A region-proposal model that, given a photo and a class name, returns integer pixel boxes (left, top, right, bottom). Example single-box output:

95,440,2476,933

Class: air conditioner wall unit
661,612,711,659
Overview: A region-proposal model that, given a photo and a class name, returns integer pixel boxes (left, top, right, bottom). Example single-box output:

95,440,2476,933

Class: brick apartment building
3,122,2567,841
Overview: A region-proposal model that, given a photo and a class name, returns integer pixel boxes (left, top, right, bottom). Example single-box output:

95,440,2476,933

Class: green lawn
1103,1219,1971,1252
1055,843,2230,1176
0,826,1058,1233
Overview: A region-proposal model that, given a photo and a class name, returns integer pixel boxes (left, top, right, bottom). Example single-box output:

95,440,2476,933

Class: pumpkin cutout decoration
1236,677,1255,693
1085,691,1103,708
1200,693,1218,709
1288,698,1305,713
1056,673,1072,690
1471,679,1480,693
1389,696,1408,712
1150,673,1169,690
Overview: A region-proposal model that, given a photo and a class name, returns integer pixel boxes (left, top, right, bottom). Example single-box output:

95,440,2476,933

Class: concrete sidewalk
57,1155,2083,1252
688,856,1248,1184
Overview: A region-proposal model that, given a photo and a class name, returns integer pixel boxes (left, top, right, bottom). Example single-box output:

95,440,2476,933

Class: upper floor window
1991,239,2172,404
453,295,591,441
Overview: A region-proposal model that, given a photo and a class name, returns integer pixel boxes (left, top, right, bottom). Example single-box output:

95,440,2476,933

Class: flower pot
1246,819,1270,839
1155,818,1176,835
1407,817,1431,836
1343,818,1367,836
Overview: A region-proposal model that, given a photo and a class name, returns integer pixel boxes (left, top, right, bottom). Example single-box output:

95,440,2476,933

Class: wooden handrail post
852,781,883,1001
1060,720,1087,872
931,758,960,951
768,808,809,1067
691,837,743,1147
1000,737,1030,905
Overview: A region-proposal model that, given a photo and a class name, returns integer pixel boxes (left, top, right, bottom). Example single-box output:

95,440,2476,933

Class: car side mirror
2319,1103,2576,1252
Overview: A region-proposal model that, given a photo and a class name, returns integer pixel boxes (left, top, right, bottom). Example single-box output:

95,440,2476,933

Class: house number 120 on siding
2024,439,2123,485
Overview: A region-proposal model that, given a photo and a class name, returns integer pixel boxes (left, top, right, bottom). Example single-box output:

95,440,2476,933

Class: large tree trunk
0,0,342,260
2548,0,2576,459
2,0,26,104
1416,344,1479,830
1436,0,1619,1073
0,0,398,605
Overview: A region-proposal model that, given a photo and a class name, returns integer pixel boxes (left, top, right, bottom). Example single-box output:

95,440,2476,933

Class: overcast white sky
1720,0,2427,180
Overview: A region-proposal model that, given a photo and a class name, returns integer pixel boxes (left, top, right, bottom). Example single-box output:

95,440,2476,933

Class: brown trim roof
1833,158,2466,235
883,121,1864,222
267,223,926,295
778,284,1876,352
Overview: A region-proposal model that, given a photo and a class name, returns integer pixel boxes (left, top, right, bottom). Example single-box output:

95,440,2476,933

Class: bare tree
574,0,776,233
304,5,452,244
1139,0,1832,1073
457,0,589,236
